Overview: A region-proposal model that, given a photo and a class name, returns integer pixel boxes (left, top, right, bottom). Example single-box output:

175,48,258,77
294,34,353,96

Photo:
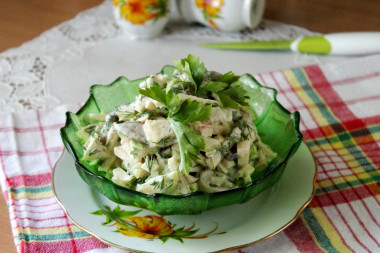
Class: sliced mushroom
114,122,146,143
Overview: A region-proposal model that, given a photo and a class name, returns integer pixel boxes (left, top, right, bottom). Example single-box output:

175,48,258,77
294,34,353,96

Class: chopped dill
89,149,100,156
133,109,168,121
216,166,227,175
162,178,174,193
153,136,171,147
117,111,134,117
237,120,254,140
84,124,97,134
226,130,240,144
98,159,105,166
151,177,165,190
128,177,147,189
103,121,113,133
226,153,238,161
133,111,149,121
144,155,156,172
216,145,229,156
171,85,184,94
130,150,138,158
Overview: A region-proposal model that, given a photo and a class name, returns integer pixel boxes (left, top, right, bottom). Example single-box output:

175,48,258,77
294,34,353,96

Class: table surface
1,0,379,252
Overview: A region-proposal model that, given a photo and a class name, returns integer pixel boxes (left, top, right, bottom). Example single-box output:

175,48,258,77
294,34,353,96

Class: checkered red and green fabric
0,55,379,252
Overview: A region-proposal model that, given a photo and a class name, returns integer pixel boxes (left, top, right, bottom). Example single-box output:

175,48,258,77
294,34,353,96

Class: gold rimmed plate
52,142,316,253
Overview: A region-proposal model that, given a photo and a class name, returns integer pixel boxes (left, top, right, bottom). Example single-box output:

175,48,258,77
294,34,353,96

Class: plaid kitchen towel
0,105,124,253
1,54,380,253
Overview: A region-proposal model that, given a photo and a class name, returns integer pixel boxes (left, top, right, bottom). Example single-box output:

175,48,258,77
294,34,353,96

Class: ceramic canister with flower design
177,0,266,32
112,0,170,39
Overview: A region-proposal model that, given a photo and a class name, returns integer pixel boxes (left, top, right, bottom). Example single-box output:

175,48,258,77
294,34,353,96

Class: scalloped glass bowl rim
60,66,303,200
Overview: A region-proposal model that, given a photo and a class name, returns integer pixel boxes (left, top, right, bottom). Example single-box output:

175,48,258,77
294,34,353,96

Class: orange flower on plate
117,215,174,239
92,205,226,243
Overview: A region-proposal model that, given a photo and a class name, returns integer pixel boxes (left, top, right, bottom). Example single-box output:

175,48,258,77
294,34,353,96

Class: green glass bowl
60,66,302,215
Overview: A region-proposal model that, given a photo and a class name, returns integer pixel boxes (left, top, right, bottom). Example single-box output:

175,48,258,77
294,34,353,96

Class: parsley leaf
217,84,249,109
174,58,191,78
165,89,181,113
139,55,249,174
169,119,205,174
221,85,249,105
217,93,241,109
139,83,209,174
195,81,228,97
186,55,207,85
139,83,181,113
139,82,167,105
171,99,212,123
193,71,247,109
139,83,211,123
174,54,207,89
218,71,240,84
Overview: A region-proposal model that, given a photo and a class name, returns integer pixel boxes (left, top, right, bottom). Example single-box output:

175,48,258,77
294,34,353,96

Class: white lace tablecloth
4,1,376,253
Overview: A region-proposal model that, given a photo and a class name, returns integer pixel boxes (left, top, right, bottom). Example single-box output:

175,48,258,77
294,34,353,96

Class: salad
76,55,276,195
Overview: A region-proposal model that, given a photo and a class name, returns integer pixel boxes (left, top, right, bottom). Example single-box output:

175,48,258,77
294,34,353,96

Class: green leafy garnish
140,83,212,122
217,93,241,109
217,85,249,109
138,55,249,174
170,100,211,123
218,71,240,84
192,70,248,109
139,82,167,105
220,85,249,106
174,54,207,90
139,82,210,174
195,81,228,97
170,120,205,174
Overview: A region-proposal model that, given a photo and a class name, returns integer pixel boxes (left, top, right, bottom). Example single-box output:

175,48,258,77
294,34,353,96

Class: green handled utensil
201,32,380,55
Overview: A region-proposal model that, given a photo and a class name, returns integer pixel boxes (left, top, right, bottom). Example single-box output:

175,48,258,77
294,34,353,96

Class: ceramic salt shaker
177,0,266,32
112,0,171,39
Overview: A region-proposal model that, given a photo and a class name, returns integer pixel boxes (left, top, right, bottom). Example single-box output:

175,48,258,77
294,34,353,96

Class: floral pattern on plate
92,205,226,243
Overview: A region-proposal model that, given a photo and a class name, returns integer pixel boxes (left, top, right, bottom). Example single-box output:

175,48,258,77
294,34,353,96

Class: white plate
53,142,316,253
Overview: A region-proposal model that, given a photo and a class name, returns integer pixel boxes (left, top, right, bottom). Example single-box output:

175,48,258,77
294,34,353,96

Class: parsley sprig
196,70,249,109
139,83,211,174
174,54,206,90
138,54,250,174
139,83,212,122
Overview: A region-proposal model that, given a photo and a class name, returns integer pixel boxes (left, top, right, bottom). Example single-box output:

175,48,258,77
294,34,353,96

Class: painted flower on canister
92,205,226,243
113,0,169,25
195,0,224,29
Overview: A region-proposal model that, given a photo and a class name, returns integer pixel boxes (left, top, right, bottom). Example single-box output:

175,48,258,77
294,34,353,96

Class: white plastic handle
326,32,380,55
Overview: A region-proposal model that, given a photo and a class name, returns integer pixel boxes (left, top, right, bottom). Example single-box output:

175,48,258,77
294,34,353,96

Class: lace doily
0,0,315,112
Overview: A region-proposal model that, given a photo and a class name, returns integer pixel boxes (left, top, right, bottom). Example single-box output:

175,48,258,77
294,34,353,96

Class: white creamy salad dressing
77,56,277,195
